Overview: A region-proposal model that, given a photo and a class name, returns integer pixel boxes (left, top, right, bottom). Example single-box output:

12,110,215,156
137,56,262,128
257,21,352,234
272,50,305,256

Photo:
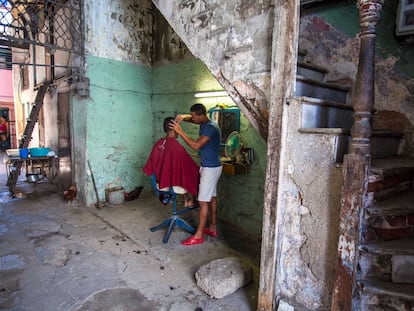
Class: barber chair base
149,174,198,243
150,213,196,244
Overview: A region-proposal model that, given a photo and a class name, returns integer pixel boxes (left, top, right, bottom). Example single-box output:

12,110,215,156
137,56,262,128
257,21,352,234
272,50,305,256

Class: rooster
124,186,143,201
63,183,77,204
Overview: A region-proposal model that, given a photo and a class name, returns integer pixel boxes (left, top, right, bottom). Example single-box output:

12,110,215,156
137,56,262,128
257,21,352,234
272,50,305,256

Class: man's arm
175,114,192,123
170,120,209,151
180,132,209,151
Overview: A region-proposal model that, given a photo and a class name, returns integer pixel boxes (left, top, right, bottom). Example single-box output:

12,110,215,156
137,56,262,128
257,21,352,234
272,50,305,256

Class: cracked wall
275,7,414,309
75,0,154,204
85,0,153,66
71,1,414,307
276,99,343,310
300,11,414,156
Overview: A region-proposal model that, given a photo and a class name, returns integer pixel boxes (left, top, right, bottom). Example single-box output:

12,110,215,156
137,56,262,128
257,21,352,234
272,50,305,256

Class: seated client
143,117,200,206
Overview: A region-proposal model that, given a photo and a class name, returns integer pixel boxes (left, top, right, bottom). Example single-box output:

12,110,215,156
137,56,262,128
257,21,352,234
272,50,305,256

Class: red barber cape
143,137,200,196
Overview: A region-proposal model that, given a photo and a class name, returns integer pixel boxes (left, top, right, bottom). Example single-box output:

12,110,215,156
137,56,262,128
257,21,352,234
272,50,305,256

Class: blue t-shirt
199,120,221,167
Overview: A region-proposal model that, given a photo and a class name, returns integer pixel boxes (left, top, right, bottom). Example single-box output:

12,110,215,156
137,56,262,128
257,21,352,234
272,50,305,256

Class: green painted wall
75,56,153,204
308,0,414,77
152,60,266,237
73,56,265,237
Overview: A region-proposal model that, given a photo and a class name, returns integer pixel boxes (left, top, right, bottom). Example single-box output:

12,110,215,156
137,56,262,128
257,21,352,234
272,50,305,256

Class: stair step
295,75,349,104
370,157,414,176
368,157,414,201
296,74,351,91
359,278,414,301
297,62,327,82
364,190,414,241
359,238,414,255
300,97,353,129
366,191,414,216
371,131,404,159
297,61,327,74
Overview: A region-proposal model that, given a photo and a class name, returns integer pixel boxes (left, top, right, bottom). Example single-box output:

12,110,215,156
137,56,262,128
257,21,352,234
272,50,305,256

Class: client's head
163,117,176,137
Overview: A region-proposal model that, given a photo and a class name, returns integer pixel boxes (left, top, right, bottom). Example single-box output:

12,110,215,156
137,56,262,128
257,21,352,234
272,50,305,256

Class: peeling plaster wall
152,0,273,81
152,8,195,66
152,0,274,138
276,99,343,310
299,13,414,156
152,59,267,238
68,0,414,306
305,0,414,78
150,2,414,309
74,0,154,204
85,0,153,66
82,56,152,204
274,8,414,310
218,115,267,237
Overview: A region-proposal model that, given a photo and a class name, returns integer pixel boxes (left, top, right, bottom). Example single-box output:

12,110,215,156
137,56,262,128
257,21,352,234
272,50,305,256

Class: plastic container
6,149,20,157
105,186,125,205
29,147,50,157
19,148,29,158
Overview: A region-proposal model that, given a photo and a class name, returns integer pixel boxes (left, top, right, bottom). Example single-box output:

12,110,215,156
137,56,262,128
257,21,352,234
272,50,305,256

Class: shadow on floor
0,152,262,311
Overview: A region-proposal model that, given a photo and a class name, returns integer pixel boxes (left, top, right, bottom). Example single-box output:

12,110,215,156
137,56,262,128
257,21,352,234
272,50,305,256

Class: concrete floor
0,152,261,311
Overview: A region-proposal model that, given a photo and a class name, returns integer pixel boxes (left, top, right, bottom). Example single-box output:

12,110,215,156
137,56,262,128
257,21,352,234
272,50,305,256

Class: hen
63,184,77,204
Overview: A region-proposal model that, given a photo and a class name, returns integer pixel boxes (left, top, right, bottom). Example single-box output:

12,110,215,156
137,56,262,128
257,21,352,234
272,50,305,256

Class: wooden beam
331,1,384,310
257,1,299,310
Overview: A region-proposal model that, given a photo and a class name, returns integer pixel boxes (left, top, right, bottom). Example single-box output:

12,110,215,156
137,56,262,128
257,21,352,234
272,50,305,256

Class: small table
6,156,59,183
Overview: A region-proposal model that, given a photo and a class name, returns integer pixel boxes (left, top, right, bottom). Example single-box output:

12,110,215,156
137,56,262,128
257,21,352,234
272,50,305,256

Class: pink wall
0,69,13,99
0,69,16,147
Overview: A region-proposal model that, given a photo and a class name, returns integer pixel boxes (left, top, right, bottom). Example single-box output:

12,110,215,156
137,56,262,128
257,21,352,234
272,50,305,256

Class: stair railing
331,1,384,310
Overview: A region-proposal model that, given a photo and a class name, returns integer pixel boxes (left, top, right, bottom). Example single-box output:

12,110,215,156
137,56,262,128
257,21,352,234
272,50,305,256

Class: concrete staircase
357,157,414,310
295,53,414,310
297,51,353,132
296,52,404,162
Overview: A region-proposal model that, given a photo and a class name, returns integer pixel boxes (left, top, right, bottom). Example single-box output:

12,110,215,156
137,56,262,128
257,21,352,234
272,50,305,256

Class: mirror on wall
209,106,254,175
209,107,240,143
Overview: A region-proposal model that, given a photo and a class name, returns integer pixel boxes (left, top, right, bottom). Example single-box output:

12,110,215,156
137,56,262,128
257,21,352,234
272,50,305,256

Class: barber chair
150,174,198,243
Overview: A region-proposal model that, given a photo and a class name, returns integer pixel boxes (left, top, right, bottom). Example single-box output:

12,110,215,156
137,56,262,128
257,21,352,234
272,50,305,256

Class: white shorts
198,166,222,202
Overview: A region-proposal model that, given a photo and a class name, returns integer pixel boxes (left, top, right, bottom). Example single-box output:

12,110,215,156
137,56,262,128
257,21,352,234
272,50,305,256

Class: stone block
195,257,253,299
392,255,414,283
277,300,295,311
374,227,414,240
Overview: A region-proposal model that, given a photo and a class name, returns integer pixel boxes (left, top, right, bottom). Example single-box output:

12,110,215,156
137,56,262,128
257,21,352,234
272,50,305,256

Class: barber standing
171,103,222,246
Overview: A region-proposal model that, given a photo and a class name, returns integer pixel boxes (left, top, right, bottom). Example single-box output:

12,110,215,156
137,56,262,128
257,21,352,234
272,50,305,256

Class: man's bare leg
208,196,218,232
193,201,209,239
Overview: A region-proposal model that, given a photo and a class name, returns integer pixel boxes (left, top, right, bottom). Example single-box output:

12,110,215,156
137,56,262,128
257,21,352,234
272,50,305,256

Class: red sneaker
181,236,204,246
203,228,218,238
